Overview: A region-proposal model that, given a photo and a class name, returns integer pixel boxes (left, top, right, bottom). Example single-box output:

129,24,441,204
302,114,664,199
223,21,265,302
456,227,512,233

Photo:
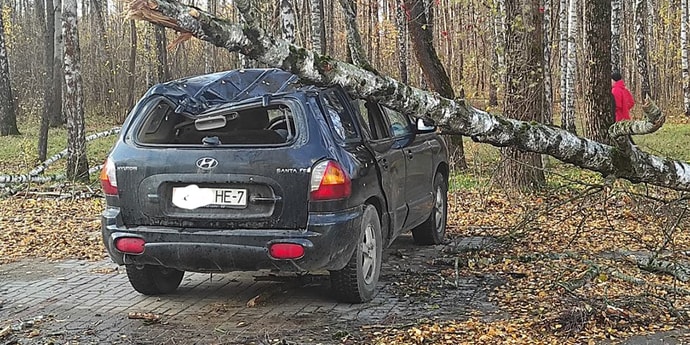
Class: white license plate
172,185,247,210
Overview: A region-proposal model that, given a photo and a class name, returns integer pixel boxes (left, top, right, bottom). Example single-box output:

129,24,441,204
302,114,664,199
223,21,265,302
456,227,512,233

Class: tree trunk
490,0,506,107
129,0,690,191
562,0,577,133
339,0,374,72
126,19,138,113
0,7,19,136
683,0,690,116
404,0,467,170
51,0,65,127
582,0,612,144
542,0,553,125
395,0,408,84
204,0,216,73
62,0,89,181
280,0,296,44
310,0,325,55
611,0,621,72
496,0,545,191
90,0,114,110
635,0,651,99
39,0,56,160
154,26,170,82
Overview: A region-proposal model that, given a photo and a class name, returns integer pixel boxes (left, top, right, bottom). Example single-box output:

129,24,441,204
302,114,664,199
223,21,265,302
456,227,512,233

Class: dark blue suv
100,68,448,303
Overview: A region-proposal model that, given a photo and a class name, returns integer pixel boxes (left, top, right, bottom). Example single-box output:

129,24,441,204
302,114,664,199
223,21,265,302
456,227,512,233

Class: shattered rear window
135,100,296,146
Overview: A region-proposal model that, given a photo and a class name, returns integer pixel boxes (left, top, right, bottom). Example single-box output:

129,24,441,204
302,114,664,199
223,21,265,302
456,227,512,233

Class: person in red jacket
611,71,635,122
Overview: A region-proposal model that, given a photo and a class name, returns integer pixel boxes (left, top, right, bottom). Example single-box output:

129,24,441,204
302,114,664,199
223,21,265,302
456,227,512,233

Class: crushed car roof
145,68,314,115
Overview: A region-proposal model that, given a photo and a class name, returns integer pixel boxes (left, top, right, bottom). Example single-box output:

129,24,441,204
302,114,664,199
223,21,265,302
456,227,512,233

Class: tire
412,172,448,245
125,264,184,295
330,205,382,303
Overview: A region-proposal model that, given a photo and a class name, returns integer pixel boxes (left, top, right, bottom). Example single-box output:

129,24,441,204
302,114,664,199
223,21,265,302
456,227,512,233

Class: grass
0,116,120,178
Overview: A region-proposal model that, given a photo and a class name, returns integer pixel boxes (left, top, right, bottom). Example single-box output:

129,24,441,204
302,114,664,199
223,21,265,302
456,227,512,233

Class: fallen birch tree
127,0,690,191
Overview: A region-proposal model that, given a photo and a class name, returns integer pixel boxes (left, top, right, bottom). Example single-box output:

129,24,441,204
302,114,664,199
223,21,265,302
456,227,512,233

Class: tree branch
609,95,665,139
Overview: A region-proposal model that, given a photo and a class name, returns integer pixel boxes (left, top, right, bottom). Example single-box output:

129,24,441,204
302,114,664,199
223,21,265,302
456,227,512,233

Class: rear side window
321,91,359,142
135,99,296,146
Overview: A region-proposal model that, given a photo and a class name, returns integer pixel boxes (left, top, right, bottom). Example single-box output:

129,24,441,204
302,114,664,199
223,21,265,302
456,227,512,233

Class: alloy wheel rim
361,223,377,285
434,187,445,232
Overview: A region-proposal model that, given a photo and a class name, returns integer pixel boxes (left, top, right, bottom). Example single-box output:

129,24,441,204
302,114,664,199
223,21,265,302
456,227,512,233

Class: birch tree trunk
563,0,577,133
497,0,545,190
558,0,568,128
51,0,64,127
90,0,114,110
395,0,408,84
542,0,552,125
0,3,19,136
39,0,56,159
635,0,651,99
489,0,506,107
281,0,296,44
682,0,690,116
611,0,621,72
582,0,612,144
311,0,326,55
62,0,89,180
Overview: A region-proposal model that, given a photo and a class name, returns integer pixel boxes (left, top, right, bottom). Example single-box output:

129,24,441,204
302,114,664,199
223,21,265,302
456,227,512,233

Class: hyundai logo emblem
196,157,218,170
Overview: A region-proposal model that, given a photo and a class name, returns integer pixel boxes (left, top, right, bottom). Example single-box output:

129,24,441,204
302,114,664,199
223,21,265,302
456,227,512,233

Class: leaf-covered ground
366,182,690,344
2,181,690,344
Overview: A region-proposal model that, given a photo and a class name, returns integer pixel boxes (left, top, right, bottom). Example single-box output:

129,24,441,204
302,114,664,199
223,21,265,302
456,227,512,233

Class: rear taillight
99,158,118,196
310,160,351,201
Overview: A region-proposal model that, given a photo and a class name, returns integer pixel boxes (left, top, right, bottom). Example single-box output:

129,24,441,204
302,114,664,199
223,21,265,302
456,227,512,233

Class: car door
380,107,434,230
356,100,409,240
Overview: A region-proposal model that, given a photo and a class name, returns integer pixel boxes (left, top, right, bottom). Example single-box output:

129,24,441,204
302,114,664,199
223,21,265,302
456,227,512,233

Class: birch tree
51,0,64,127
542,0,552,125
683,0,690,116
395,0,408,84
0,2,19,136
611,0,621,72
280,0,296,44
561,0,577,133
635,0,651,99
311,0,326,54
489,0,506,107
62,0,88,180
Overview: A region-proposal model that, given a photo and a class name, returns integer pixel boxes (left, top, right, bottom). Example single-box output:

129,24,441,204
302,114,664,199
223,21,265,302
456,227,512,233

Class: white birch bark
635,0,651,99
490,0,506,106
62,0,89,180
563,0,577,133
682,0,690,115
542,0,553,125
558,0,567,126
281,0,296,43
611,0,621,72
52,0,64,125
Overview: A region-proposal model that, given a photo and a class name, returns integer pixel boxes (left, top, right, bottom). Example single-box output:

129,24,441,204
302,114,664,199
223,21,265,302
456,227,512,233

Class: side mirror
416,117,437,133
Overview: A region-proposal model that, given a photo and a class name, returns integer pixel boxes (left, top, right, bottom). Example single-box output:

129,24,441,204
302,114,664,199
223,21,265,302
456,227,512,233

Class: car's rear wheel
125,264,184,295
412,172,448,245
330,205,382,303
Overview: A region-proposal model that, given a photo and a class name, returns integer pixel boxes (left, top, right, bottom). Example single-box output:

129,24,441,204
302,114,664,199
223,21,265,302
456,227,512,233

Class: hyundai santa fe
100,68,449,303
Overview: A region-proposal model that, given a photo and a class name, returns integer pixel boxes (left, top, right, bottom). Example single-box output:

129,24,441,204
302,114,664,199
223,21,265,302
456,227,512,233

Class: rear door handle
406,149,414,160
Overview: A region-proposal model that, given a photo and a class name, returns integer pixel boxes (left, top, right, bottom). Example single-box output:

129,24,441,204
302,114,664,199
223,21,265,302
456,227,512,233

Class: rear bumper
101,206,363,273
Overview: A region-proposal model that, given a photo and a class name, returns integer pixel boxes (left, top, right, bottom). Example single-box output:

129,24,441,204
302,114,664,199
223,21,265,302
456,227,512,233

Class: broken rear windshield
135,99,296,146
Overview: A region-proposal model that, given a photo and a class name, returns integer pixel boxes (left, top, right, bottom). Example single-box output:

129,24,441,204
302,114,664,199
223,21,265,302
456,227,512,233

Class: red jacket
611,80,635,122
